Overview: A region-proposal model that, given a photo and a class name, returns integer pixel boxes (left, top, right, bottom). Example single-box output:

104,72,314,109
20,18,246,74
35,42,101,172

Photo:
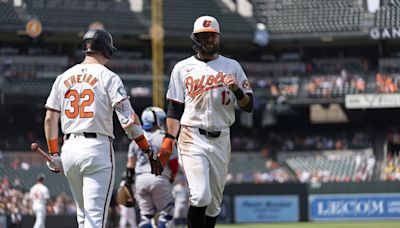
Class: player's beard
202,43,219,55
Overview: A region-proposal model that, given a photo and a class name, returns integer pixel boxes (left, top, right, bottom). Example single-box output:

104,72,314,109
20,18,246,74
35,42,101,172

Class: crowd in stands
375,72,400,93
383,128,400,181
0,175,77,225
292,152,375,183
307,73,366,98
266,130,370,152
226,159,293,184
383,158,400,181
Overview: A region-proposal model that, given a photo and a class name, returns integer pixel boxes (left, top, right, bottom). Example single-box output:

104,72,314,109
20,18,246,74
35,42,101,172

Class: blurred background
2,0,400,227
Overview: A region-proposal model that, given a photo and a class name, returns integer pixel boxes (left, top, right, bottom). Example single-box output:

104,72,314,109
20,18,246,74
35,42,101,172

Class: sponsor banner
370,27,400,40
345,94,400,109
234,195,299,222
309,193,400,221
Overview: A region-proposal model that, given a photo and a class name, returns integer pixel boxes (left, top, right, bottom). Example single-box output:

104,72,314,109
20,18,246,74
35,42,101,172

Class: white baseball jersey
128,129,178,178
167,55,253,131
29,183,50,209
45,63,128,139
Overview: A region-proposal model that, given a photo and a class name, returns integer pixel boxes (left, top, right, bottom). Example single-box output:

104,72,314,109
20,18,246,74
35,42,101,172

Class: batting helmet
82,29,117,59
141,106,166,131
190,16,220,53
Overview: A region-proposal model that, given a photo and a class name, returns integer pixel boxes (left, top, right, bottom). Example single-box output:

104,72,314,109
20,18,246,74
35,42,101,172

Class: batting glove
46,153,63,174
146,146,163,176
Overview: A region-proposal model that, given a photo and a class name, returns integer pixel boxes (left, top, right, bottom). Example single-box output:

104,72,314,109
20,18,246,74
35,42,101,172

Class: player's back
29,183,49,206
49,63,124,138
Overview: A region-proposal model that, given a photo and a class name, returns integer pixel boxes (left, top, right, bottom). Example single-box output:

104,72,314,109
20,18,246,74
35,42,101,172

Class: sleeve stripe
44,106,61,113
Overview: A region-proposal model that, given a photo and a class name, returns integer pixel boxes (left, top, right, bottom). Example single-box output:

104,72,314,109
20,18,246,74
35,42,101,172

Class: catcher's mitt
116,180,135,207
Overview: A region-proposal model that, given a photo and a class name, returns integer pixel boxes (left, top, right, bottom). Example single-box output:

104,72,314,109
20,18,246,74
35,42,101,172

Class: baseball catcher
123,106,178,228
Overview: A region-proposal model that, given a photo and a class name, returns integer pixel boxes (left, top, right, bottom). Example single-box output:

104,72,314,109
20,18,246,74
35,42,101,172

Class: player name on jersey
185,71,225,97
63,74,98,88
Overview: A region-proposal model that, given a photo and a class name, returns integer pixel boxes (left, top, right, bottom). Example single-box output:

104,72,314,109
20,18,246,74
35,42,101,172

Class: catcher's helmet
141,106,166,130
82,29,117,59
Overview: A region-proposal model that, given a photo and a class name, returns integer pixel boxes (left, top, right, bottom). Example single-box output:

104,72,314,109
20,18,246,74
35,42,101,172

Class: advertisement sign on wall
234,195,299,222
309,193,400,221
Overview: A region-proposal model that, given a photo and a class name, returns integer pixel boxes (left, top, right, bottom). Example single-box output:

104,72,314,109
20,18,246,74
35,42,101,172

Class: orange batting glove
159,134,175,168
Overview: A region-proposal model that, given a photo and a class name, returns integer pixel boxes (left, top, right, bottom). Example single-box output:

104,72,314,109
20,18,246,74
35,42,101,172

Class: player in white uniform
44,29,162,228
29,174,50,228
158,16,253,228
172,176,189,228
119,204,137,228
125,106,178,228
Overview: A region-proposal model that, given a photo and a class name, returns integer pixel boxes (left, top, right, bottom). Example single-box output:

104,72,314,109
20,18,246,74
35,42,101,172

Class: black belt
66,132,97,140
199,128,221,138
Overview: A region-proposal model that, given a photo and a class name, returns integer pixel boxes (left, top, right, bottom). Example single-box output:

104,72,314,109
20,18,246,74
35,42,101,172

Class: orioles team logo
203,20,212,28
185,72,225,97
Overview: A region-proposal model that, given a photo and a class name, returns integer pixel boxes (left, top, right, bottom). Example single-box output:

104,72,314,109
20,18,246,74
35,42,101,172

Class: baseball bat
30,143,52,162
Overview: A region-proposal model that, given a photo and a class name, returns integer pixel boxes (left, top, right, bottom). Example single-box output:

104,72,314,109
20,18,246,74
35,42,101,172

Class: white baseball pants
61,133,115,228
178,126,230,217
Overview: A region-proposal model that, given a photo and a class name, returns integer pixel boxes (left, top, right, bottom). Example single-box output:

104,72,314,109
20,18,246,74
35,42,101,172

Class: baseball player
43,29,162,228
119,204,137,228
172,176,190,228
29,173,50,228
158,16,253,228
124,106,178,228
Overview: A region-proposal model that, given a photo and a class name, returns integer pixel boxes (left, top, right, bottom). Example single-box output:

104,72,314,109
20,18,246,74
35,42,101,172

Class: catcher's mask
141,106,166,131
191,15,220,54
82,29,117,59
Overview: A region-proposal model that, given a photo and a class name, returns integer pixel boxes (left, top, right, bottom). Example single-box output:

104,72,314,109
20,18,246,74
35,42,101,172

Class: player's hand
223,74,238,91
146,147,163,176
46,153,63,174
159,136,175,168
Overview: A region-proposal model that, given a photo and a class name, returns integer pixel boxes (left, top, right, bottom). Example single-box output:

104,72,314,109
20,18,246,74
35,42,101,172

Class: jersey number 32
65,89,94,118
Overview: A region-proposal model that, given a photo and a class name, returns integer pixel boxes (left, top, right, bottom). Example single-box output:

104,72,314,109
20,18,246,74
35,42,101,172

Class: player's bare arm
159,101,182,167
44,109,63,173
166,118,181,138
126,156,136,169
44,109,60,152
223,75,253,112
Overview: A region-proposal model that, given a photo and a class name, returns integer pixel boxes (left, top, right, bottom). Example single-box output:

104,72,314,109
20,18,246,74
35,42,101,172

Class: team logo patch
118,86,127,97
242,79,251,90
121,117,129,124
203,20,212,28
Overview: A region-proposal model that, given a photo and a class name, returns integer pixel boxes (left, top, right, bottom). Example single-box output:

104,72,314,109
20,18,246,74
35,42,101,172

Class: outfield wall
6,182,400,226
223,182,400,223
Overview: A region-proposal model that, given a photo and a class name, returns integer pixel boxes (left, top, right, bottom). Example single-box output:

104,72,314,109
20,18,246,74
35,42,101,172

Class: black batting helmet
82,29,117,59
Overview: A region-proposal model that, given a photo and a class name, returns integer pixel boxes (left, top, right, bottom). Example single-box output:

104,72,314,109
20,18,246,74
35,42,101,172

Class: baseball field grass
215,220,400,228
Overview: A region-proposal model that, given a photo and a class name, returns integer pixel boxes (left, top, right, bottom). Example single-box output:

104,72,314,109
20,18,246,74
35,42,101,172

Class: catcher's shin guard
139,215,153,228
158,213,173,228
